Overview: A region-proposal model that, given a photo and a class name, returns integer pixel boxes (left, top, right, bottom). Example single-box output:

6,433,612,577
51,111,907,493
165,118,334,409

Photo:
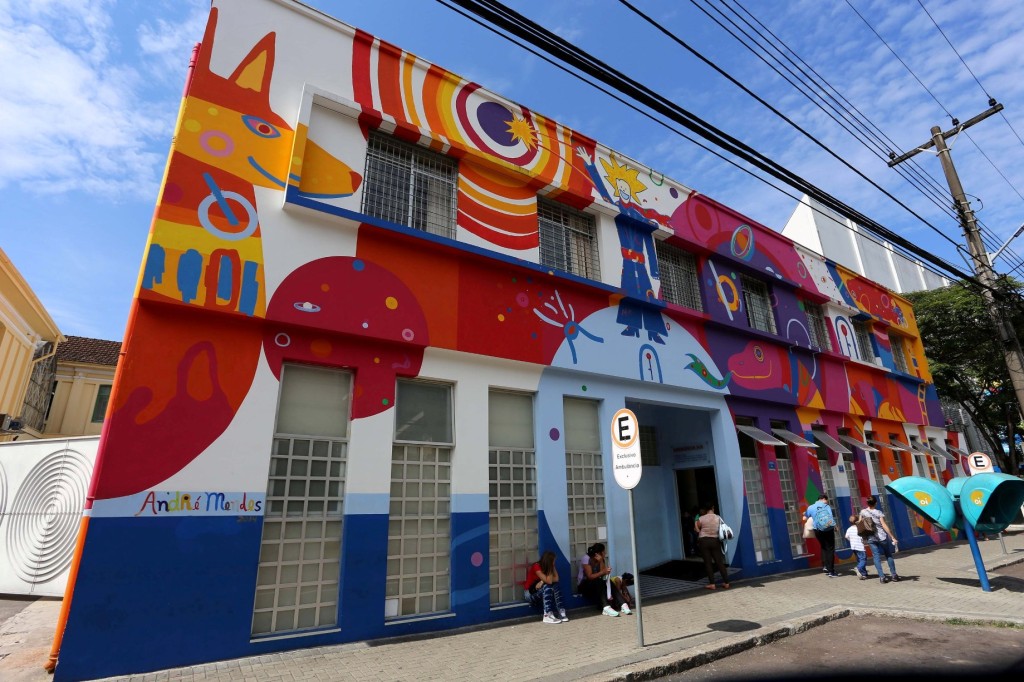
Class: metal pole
627,488,644,647
928,126,1024,432
959,505,991,592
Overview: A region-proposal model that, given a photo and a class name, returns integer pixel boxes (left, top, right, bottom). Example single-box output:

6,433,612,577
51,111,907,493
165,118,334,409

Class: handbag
717,516,734,541
802,515,815,539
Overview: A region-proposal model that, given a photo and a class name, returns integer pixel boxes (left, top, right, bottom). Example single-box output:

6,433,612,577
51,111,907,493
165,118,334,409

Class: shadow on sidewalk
936,575,1024,592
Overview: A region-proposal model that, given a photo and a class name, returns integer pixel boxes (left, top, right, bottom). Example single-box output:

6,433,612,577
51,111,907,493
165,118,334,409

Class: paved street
2,529,1022,682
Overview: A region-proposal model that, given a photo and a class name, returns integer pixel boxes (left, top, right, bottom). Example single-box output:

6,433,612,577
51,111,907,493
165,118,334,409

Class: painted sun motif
505,116,537,149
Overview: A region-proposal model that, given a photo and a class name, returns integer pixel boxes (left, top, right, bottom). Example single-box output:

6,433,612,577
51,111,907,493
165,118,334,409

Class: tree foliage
904,277,1024,474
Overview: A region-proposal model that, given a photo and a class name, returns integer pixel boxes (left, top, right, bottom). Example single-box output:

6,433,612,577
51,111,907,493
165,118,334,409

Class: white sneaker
559,609,569,622
602,605,619,617
542,613,561,624
620,604,632,615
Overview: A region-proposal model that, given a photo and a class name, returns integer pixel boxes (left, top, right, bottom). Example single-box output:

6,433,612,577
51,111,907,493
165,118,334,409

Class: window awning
771,428,818,448
914,443,956,461
736,425,785,446
812,430,851,454
945,444,970,458
867,438,911,452
838,434,877,452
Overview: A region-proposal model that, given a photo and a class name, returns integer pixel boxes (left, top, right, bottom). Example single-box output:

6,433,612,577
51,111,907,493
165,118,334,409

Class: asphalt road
663,560,1024,680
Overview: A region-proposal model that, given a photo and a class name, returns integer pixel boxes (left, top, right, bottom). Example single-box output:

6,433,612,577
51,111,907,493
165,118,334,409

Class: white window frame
538,198,601,280
740,275,777,334
805,303,832,352
655,241,702,311
361,131,458,238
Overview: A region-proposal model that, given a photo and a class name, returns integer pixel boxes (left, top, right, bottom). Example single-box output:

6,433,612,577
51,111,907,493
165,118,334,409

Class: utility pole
890,102,1024,471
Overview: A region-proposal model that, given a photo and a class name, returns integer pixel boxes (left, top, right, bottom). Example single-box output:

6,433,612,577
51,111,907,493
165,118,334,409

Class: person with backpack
859,496,900,584
805,494,838,577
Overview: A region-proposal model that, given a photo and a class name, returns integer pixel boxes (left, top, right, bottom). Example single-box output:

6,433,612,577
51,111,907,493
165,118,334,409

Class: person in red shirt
524,551,568,624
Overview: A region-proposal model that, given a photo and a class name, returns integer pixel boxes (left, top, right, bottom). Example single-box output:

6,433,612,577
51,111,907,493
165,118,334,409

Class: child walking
844,515,868,579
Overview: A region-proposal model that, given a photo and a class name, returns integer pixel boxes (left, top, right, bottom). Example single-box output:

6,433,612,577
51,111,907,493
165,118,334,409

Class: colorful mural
55,2,957,680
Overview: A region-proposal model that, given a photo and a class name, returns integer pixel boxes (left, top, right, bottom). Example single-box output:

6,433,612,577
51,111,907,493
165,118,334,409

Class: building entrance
676,467,719,558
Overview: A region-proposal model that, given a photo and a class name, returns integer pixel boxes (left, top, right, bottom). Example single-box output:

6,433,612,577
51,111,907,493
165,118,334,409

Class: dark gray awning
812,430,851,455
867,438,911,452
736,425,785,446
945,444,970,458
771,428,818,448
838,434,877,452
914,443,956,461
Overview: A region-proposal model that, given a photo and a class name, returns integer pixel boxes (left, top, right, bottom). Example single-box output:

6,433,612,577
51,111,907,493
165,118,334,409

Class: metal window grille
488,447,537,605
538,198,600,280
889,333,909,373
386,444,452,618
775,458,806,556
740,456,775,562
565,452,605,591
252,436,347,636
655,242,702,311
362,132,457,238
854,321,875,362
805,303,832,351
639,424,659,466
740,275,777,334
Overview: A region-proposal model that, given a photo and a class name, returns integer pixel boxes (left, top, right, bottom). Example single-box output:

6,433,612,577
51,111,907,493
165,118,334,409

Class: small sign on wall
673,442,711,467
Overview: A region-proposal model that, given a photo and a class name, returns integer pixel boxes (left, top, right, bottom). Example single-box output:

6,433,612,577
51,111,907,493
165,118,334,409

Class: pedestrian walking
805,494,838,577
860,496,900,583
844,515,869,579
695,504,730,590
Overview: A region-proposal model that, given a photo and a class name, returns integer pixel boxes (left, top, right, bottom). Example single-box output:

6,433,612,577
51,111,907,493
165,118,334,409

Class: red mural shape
93,306,260,499
263,257,428,418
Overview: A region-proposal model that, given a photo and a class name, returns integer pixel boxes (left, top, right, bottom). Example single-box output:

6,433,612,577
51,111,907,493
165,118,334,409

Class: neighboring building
55,2,960,679
42,336,121,438
0,247,63,441
782,194,992,457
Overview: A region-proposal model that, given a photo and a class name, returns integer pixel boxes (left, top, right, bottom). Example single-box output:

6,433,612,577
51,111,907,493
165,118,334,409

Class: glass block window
488,391,537,606
771,420,804,557
655,242,702,311
386,380,453,619
252,364,350,637
362,131,457,238
854,321,875,362
805,303,832,352
639,424,659,466
740,275,777,334
563,397,605,588
538,198,600,280
889,332,909,373
815,442,838,503
835,457,857,548
90,384,111,423
740,455,774,563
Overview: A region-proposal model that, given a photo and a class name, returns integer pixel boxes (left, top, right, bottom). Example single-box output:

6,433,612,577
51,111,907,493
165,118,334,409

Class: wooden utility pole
890,103,1024,471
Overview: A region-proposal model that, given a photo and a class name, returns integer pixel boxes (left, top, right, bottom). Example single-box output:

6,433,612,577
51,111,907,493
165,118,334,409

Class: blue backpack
812,504,835,531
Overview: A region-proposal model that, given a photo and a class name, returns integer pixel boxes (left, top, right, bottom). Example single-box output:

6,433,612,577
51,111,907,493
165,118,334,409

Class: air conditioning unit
0,413,25,432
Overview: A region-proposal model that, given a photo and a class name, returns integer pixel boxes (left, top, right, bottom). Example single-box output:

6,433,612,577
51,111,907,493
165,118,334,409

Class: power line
438,0,978,285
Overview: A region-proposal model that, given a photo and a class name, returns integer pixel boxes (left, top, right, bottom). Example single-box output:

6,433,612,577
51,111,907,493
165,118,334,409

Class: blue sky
3,0,1024,342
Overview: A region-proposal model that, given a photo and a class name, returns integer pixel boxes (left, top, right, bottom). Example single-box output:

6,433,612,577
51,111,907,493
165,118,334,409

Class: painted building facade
56,1,961,678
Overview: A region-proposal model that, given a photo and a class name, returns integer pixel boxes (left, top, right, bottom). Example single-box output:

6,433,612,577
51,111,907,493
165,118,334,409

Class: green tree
904,278,1024,475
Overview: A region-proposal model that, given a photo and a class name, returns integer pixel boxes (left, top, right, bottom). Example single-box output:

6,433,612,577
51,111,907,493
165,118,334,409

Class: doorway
677,467,718,559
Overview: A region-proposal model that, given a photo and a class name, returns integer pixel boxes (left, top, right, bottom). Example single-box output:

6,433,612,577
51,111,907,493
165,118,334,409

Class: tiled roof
56,336,121,366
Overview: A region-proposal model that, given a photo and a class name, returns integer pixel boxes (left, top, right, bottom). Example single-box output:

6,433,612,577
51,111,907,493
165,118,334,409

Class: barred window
805,303,832,351
854,321,875,362
740,275,777,334
888,332,909,373
538,198,600,280
361,132,457,238
656,242,702,311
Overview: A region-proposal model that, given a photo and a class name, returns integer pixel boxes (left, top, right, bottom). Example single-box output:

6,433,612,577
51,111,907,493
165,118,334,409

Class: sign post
610,408,644,647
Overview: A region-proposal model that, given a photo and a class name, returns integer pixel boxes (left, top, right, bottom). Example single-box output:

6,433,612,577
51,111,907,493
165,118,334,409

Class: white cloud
0,0,208,198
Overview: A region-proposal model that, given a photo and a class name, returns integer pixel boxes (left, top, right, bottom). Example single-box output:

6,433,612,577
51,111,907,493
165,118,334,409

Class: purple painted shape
549,428,560,441
478,101,516,145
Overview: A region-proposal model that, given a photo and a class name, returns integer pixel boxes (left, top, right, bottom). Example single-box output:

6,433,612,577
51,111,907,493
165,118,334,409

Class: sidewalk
3,530,1023,682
